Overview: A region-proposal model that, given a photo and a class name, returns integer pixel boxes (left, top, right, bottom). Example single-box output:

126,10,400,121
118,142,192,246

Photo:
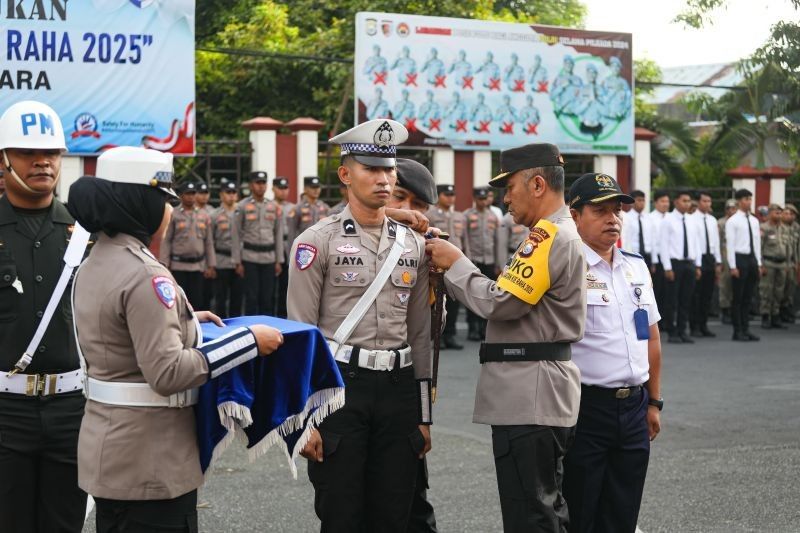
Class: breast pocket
390,267,417,316
0,259,20,323
586,290,612,333
329,265,371,316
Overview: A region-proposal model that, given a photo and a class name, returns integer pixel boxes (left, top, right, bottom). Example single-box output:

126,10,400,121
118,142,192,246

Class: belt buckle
170,390,187,408
25,374,47,396
615,388,631,399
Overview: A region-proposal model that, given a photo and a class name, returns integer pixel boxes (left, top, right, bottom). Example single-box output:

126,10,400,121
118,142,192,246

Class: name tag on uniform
634,308,650,340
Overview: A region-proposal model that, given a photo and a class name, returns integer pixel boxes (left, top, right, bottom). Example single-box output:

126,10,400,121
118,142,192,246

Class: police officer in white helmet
0,100,88,530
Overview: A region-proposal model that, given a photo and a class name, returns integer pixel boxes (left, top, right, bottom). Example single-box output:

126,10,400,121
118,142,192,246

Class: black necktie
746,213,754,255
682,215,688,259
704,215,710,255
638,214,645,255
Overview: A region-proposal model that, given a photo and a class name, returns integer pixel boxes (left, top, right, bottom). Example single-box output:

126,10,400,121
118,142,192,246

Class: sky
584,0,798,68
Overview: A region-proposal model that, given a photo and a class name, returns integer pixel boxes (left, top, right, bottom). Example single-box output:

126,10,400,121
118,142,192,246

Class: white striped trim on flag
199,327,259,379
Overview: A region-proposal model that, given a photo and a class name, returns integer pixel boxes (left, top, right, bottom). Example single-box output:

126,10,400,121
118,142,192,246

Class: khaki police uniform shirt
236,196,284,264
287,205,432,379
462,207,500,265
426,205,465,250
159,206,216,271
211,206,241,269
287,198,331,245
761,221,788,263
444,205,585,426
497,212,529,267
74,233,210,500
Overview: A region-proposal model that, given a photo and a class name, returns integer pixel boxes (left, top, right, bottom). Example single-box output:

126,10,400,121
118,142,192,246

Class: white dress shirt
646,210,667,264
725,210,762,268
572,245,660,387
691,211,722,264
622,209,653,256
659,209,701,271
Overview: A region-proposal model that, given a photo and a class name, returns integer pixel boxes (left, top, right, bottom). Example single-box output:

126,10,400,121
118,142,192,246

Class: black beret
490,143,565,187
568,173,633,208
249,171,268,182
396,159,437,205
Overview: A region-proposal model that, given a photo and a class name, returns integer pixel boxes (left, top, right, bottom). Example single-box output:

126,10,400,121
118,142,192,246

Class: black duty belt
479,342,571,363
243,242,275,252
215,248,231,256
581,383,643,400
763,255,786,263
171,254,204,263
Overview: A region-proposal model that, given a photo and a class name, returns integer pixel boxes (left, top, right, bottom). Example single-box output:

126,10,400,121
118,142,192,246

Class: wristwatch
648,397,664,411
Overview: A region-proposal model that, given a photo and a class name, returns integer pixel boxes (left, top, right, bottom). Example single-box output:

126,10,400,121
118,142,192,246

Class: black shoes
679,333,695,344
667,334,683,344
771,316,787,329
732,332,750,341
745,331,760,341
700,328,716,338
442,337,464,350
667,333,694,344
761,315,773,329
690,329,703,338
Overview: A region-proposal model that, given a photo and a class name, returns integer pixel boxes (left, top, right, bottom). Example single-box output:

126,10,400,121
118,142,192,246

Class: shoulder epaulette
620,249,644,260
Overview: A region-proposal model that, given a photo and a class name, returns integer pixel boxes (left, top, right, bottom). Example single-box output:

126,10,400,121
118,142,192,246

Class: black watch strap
648,397,664,411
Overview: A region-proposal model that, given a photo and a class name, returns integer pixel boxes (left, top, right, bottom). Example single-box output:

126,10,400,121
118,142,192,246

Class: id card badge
633,308,650,340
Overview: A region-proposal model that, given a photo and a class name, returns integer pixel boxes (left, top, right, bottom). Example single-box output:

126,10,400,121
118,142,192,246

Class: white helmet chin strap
2,148,62,195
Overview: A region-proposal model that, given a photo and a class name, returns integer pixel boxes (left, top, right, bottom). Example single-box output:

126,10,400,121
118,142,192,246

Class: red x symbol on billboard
462,76,474,89
501,121,514,134
428,119,442,131
373,71,388,85
455,120,468,132
537,80,549,93
488,78,501,91
512,80,525,92
404,118,418,132
405,73,418,87
525,122,539,135
478,121,491,133
434,75,447,88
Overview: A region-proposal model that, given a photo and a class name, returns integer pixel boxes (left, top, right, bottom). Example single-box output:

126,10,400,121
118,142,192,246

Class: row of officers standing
620,188,800,341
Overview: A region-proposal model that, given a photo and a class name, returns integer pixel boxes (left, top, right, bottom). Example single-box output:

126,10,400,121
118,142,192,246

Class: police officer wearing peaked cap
211,179,244,318
426,142,585,533
0,100,89,531
563,173,663,533
68,146,284,531
289,119,435,532
272,176,294,318
287,175,331,245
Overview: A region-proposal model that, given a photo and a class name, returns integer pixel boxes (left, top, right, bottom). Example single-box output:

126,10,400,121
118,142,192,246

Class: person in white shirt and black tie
659,190,702,343
725,189,764,341
690,191,722,337
622,190,654,268
648,191,671,330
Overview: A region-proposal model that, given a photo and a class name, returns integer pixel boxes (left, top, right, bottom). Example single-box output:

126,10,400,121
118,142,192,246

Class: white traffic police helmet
94,146,178,198
0,100,67,151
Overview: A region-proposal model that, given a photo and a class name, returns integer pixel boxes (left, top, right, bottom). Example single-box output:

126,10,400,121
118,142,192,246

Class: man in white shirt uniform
690,191,722,337
725,189,764,341
647,190,670,329
658,190,701,344
563,173,663,533
622,190,654,267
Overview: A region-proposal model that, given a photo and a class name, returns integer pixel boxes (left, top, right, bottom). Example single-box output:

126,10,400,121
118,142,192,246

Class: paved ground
84,320,800,532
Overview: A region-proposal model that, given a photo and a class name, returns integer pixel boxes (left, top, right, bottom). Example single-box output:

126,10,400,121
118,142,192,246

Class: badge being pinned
337,243,361,254
295,243,318,271
152,276,177,309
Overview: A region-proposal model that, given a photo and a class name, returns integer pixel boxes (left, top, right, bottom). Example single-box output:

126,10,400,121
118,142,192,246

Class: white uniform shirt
691,211,722,264
622,209,654,256
572,245,660,387
646,210,667,264
659,210,701,271
725,210,762,268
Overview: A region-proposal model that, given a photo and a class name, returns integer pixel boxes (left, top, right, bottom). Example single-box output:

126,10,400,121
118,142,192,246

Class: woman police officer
68,146,283,531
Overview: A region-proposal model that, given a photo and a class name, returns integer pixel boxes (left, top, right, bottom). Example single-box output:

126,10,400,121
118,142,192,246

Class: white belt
327,340,413,371
85,377,198,408
0,370,83,396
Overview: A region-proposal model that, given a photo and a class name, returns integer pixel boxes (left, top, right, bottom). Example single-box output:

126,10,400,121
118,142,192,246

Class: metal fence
786,187,800,207
174,139,252,206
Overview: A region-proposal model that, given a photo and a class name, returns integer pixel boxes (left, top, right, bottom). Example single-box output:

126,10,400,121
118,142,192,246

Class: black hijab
67,177,167,246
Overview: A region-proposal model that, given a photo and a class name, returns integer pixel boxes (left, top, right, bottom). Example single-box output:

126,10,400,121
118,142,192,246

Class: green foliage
195,0,588,139
633,58,661,123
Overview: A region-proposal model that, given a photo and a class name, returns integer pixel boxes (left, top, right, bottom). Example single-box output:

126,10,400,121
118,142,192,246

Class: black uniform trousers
691,254,717,332
491,424,575,533
731,253,759,334
214,268,243,318
243,261,275,316
95,489,198,533
442,295,460,340
407,457,437,533
171,270,203,309
0,392,87,533
652,264,666,330
563,386,650,533
308,359,423,533
275,261,289,318
466,263,494,338
201,276,214,311
664,259,696,335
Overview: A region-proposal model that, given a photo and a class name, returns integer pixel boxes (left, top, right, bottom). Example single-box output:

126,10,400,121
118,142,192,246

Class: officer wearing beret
780,203,799,322
462,186,501,341
287,176,331,245
273,177,294,318
426,143,585,532
760,203,789,329
197,182,216,309
237,171,284,315
426,184,465,350
562,173,663,533
290,119,433,532
159,181,216,307
212,180,243,317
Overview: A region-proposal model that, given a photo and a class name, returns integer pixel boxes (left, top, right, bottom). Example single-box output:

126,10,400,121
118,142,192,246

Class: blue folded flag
195,316,344,477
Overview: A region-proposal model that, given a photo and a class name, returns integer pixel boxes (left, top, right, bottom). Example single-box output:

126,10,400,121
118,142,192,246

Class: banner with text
1,0,195,155
355,12,633,155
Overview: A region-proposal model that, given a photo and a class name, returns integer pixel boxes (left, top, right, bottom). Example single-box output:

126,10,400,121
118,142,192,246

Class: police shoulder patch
295,243,318,270
496,219,558,305
152,276,177,309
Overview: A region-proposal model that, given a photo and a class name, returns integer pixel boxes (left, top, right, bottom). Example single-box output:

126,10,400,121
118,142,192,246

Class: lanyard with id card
633,287,650,340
